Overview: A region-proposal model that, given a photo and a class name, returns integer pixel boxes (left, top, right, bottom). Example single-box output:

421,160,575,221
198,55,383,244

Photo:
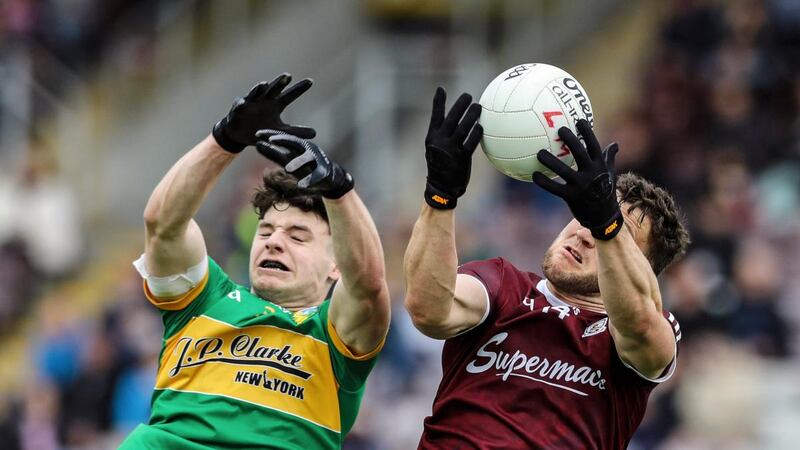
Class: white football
479,63,594,181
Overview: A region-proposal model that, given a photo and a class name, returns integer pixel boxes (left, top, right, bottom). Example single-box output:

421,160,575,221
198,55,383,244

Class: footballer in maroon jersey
404,88,690,449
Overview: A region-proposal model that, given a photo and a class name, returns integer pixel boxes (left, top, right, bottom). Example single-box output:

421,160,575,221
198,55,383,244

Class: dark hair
616,172,690,275
251,170,328,223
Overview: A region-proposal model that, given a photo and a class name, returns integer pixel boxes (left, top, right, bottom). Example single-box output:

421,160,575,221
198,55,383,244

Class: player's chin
251,272,286,290
546,261,589,282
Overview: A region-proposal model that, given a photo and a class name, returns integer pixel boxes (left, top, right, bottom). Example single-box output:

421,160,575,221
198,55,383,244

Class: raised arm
533,120,675,379
255,133,389,355
325,192,390,354
143,137,234,276
596,220,674,379
404,205,488,339
144,74,316,279
403,87,486,339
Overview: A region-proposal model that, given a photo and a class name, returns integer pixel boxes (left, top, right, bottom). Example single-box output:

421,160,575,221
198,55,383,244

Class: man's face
249,205,338,305
542,205,652,296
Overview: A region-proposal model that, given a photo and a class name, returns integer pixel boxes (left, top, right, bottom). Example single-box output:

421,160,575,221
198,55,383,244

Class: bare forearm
598,226,677,377
144,135,235,237
596,227,662,333
324,191,387,299
403,205,458,325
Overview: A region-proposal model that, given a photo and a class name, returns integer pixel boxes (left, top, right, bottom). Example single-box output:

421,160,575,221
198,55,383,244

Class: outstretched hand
213,73,317,153
533,119,623,240
423,87,483,210
256,131,354,199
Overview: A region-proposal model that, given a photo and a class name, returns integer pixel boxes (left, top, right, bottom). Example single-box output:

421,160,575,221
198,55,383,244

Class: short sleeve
619,309,682,384
150,258,237,338
319,301,383,393
457,257,505,305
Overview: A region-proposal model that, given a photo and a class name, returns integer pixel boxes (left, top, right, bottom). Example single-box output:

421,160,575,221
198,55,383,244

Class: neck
251,287,326,311
545,280,606,314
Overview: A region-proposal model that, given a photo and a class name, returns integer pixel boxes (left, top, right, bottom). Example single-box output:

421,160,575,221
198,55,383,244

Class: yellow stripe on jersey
156,316,342,432
143,270,210,311
327,317,386,361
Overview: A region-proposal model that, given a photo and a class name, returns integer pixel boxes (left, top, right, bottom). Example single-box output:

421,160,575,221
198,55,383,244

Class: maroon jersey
418,257,681,450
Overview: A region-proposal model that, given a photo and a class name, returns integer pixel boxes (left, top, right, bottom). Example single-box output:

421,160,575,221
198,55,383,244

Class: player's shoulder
460,256,541,278
459,257,542,296
459,256,525,273
201,256,245,299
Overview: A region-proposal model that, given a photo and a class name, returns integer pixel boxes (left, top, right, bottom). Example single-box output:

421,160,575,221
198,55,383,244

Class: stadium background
0,0,799,448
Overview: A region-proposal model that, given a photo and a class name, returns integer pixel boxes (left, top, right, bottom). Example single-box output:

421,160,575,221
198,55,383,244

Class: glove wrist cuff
424,184,457,210
212,120,246,153
320,167,354,199
587,209,624,241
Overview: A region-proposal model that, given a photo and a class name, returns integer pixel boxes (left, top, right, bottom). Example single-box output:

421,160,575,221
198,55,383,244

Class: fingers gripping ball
532,120,623,241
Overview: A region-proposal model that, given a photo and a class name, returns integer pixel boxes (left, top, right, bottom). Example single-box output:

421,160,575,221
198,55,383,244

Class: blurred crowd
1,0,800,449
625,0,800,447
0,0,163,448
0,0,155,128
0,0,164,328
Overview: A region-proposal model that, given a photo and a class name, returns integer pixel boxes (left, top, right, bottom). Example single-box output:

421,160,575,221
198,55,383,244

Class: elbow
404,309,451,340
404,294,425,325
404,293,445,331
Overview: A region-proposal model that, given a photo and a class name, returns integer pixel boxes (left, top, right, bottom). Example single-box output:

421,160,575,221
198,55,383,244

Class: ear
327,262,341,283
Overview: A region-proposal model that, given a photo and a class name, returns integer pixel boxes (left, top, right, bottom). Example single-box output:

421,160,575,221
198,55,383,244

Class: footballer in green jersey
119,74,390,450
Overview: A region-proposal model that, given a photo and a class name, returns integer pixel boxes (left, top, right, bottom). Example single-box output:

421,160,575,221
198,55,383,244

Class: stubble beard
541,248,601,296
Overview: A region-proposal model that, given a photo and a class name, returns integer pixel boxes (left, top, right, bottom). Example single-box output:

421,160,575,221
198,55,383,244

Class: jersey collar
536,279,570,307
536,279,608,315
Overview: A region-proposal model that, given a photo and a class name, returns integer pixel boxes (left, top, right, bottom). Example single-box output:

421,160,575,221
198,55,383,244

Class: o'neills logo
465,332,606,396
549,78,594,128
169,334,312,380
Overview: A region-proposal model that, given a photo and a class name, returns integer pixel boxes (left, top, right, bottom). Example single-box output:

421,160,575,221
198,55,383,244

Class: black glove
424,87,483,209
255,131,354,199
532,119,623,241
212,73,316,153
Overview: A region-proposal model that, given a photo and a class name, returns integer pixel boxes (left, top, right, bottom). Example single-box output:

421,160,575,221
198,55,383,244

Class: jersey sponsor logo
582,318,608,338
234,370,305,399
465,332,606,396
227,290,241,302
169,335,310,379
156,316,342,432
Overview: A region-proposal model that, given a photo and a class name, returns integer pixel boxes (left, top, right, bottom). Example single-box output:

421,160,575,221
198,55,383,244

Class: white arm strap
132,254,209,298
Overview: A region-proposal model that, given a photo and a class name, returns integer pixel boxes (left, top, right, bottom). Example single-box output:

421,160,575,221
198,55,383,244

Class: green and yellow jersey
119,258,384,450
